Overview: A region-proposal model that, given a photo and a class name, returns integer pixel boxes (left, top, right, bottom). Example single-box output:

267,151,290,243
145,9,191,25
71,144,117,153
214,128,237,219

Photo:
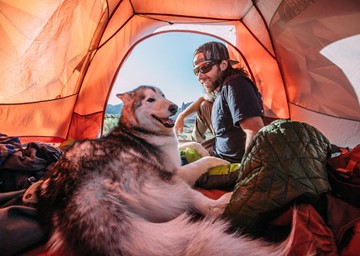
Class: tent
0,0,359,148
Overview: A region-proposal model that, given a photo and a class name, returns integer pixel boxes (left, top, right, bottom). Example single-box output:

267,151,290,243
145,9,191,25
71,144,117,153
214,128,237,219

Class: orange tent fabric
0,0,359,147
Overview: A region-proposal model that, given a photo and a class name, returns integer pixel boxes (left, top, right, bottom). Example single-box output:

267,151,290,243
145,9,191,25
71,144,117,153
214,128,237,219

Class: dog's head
116,85,178,135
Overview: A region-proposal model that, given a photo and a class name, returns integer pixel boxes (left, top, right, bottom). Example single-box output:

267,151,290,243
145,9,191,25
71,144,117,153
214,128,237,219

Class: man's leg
192,100,214,142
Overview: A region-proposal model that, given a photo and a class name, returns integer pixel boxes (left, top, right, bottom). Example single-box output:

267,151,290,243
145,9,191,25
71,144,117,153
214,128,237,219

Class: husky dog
36,85,287,256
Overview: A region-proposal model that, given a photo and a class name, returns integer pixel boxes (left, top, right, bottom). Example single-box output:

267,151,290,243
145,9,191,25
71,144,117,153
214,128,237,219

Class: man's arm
174,95,206,134
239,116,264,149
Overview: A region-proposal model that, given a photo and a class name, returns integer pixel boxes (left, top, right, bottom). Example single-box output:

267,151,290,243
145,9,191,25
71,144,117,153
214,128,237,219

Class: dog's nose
168,104,178,115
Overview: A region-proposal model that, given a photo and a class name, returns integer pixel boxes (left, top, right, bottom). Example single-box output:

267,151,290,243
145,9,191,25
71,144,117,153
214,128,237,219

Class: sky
108,32,222,107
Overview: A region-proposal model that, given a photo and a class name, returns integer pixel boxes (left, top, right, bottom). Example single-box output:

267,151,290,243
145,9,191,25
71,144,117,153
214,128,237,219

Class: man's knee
199,100,213,117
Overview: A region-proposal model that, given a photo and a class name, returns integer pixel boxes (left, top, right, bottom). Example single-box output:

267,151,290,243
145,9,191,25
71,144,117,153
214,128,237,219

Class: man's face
193,52,223,93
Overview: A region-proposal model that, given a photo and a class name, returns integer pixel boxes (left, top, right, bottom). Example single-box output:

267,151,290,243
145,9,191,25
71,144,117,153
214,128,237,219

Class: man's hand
174,114,185,135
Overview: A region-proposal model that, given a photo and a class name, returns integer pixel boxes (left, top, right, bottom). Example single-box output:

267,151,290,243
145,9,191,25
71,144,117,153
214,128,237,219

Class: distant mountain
106,104,122,114
180,102,191,111
178,102,195,119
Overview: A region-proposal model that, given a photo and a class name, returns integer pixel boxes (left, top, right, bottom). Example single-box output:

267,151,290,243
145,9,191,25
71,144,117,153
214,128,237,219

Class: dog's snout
168,104,178,115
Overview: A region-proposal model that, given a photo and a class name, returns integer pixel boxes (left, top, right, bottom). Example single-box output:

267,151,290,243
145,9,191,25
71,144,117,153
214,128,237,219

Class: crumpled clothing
0,133,22,166
0,134,61,192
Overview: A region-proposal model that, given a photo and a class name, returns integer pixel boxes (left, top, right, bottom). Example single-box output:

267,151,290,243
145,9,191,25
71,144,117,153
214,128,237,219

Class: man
175,41,264,163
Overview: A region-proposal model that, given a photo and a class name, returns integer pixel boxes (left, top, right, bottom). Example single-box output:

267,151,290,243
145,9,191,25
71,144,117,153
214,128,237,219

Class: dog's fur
36,85,288,256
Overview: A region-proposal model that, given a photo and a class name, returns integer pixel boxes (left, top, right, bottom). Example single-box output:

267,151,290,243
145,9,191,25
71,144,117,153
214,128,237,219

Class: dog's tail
121,213,292,256
55,212,287,256
48,210,313,256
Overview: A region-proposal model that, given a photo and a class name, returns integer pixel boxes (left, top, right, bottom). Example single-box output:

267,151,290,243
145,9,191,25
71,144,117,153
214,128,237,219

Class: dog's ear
116,92,133,105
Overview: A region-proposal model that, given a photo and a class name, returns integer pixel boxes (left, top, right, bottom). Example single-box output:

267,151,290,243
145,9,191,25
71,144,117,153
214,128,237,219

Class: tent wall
233,22,289,118
0,96,76,141
270,0,360,147
0,0,104,141
0,0,359,148
290,104,360,148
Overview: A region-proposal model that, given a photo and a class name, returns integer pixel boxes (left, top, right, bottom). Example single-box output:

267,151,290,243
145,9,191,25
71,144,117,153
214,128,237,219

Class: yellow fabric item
180,148,241,175
208,163,241,175
180,148,202,163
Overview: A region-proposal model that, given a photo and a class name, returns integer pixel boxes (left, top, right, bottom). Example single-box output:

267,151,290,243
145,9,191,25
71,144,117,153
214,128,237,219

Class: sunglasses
193,60,221,76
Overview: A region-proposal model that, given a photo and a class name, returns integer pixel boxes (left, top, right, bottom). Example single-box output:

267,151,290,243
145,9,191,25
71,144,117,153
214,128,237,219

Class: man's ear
220,60,228,71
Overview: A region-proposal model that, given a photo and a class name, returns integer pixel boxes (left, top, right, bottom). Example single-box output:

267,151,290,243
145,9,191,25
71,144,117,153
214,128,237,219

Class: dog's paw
217,192,233,205
201,156,230,168
208,192,233,217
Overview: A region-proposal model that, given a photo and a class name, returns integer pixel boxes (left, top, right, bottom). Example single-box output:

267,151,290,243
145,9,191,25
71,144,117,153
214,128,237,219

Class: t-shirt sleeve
225,76,264,126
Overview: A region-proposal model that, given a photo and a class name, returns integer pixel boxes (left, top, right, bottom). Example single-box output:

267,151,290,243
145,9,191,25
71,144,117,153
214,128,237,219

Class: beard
204,77,223,94
213,78,222,91
202,66,224,93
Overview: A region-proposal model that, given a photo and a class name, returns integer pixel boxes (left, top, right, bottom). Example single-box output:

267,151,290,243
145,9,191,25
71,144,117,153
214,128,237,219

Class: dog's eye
147,98,155,103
